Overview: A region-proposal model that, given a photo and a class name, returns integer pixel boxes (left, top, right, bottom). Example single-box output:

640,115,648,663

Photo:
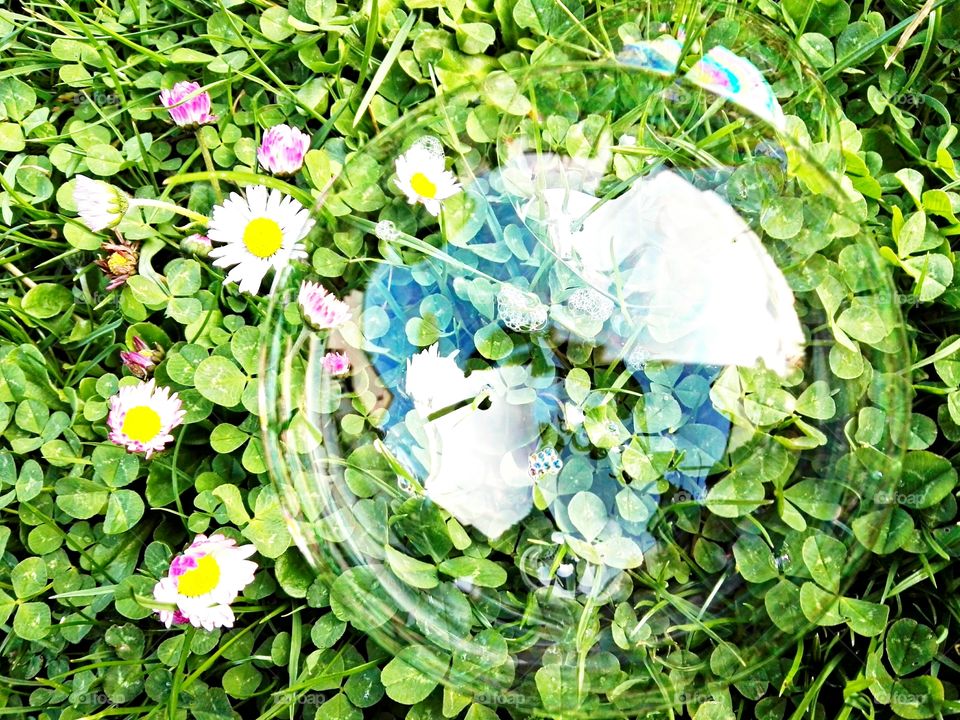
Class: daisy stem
195,128,223,203
130,198,209,226
2,262,38,289
425,387,492,422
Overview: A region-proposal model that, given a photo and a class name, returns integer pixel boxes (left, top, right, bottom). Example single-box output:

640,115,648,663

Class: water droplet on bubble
626,345,649,372
412,135,445,159
374,220,399,242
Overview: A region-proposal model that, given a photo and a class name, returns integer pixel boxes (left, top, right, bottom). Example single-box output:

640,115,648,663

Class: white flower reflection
524,169,804,376
405,345,539,539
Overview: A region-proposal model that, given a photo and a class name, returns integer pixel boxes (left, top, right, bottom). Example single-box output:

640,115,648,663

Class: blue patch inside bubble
359,168,736,537
617,39,682,76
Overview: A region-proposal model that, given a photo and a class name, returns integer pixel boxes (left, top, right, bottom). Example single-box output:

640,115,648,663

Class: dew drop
374,220,399,242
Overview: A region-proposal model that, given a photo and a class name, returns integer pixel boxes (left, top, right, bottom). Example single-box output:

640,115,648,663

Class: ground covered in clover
1,1,960,720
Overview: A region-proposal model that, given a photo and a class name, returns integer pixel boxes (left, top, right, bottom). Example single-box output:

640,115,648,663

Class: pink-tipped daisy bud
120,337,164,379
73,175,130,232
257,124,311,176
322,351,350,376
159,81,216,127
181,233,212,259
297,281,351,331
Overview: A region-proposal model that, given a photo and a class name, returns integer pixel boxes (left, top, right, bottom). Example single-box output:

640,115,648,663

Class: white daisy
107,379,185,459
153,533,258,631
393,144,461,216
207,185,313,295
73,175,130,232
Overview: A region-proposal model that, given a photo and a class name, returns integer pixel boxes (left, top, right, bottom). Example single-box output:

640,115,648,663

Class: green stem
129,198,209,226
167,625,195,720
195,128,223,202
425,388,492,422
2,262,37,289
786,653,843,720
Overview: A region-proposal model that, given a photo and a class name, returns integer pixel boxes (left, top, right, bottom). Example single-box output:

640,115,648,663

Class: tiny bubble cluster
528,447,563,478
498,284,548,333
626,344,649,372
568,287,615,322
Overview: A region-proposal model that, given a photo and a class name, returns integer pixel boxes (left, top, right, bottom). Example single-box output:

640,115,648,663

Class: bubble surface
262,3,910,716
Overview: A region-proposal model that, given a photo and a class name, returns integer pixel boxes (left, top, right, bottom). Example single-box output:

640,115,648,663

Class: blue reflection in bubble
357,166,736,547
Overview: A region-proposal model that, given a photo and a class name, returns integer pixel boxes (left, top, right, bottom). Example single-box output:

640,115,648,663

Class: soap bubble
261,3,910,716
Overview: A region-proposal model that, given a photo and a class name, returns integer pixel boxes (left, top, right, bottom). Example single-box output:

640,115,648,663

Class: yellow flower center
242,217,284,258
107,252,135,275
410,172,437,199
121,405,162,443
177,554,221,598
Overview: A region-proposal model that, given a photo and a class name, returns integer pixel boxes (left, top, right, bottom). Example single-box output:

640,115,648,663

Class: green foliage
0,0,959,719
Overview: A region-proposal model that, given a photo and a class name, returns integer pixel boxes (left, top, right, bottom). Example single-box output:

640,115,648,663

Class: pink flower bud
322,351,350,377
181,233,212,259
159,81,216,127
298,281,351,331
257,124,311,175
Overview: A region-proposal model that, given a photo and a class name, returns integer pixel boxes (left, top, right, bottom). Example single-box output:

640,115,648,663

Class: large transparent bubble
261,3,910,716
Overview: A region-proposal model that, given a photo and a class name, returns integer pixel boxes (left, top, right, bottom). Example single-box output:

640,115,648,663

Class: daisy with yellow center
153,534,258,631
207,185,313,295
107,379,185,459
393,142,462,217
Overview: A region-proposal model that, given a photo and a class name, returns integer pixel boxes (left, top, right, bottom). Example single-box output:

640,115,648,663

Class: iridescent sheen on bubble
618,37,682,76
686,46,785,130
617,37,785,130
